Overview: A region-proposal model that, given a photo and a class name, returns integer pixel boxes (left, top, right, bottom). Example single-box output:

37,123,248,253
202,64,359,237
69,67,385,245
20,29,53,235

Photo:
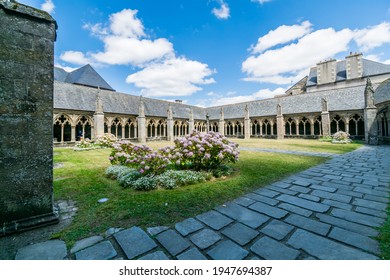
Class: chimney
346,52,363,80
316,59,337,85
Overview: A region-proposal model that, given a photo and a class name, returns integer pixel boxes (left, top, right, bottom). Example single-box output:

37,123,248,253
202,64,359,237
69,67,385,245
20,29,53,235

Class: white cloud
354,22,390,52
41,0,54,14
212,1,230,20
251,0,272,4
54,63,78,73
61,9,174,67
251,21,312,53
198,88,285,107
60,51,92,65
126,58,216,97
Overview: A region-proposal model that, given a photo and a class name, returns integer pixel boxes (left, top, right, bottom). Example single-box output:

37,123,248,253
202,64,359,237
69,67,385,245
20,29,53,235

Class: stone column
321,98,331,137
167,105,174,141
364,78,378,144
188,109,194,134
93,91,105,139
219,108,225,136
0,2,59,235
276,104,284,139
71,125,76,142
244,105,251,139
137,98,146,143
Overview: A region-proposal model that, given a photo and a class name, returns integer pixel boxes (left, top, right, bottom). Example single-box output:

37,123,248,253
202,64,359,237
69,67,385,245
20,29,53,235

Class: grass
234,138,363,154
377,204,390,259
53,140,333,247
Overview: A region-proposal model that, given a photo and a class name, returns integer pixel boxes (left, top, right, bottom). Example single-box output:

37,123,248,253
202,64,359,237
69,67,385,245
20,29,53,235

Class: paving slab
252,188,280,198
139,251,169,260
328,227,380,255
175,218,204,236
311,190,352,203
355,206,387,218
331,209,384,227
277,203,313,217
189,229,221,250
287,229,378,260
207,240,249,260
245,193,279,206
363,194,389,203
221,223,259,246
290,185,311,194
284,214,331,236
249,201,289,219
353,187,389,197
233,197,256,207
176,248,208,260
322,199,352,210
114,226,157,259
298,194,320,202
276,194,330,213
75,241,117,260
70,236,104,254
196,210,233,230
147,226,169,236
251,236,300,260
215,202,269,229
15,240,67,260
260,220,294,241
156,229,190,256
268,186,298,196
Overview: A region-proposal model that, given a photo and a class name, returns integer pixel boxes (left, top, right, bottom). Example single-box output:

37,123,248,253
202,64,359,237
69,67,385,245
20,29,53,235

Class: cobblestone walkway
15,145,390,260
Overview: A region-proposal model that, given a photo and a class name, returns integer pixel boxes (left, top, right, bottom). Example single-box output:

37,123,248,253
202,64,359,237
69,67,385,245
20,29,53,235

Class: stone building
54,53,390,144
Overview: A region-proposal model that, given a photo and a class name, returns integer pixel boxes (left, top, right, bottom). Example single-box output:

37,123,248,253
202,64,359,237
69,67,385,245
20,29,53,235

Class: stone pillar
219,108,225,136
71,126,76,142
0,2,59,235
188,109,194,133
364,78,378,144
321,98,331,137
137,98,146,143
244,105,250,139
93,90,105,139
167,105,174,141
276,104,284,139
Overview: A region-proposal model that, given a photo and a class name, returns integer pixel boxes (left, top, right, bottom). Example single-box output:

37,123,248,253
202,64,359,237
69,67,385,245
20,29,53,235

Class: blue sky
18,0,390,106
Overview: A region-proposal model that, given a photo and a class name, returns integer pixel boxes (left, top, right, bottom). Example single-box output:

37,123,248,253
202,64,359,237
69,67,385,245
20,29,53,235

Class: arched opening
331,115,345,134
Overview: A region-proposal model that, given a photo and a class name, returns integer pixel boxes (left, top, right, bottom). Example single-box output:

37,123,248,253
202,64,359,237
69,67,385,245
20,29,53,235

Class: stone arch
75,115,93,140
285,117,297,135
125,118,137,139
331,114,345,134
226,121,234,136
314,115,322,136
53,114,72,142
348,113,365,137
298,116,311,136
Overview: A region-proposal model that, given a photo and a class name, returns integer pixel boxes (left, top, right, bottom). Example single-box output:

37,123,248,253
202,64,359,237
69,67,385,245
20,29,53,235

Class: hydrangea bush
332,131,352,144
96,133,117,148
106,131,239,191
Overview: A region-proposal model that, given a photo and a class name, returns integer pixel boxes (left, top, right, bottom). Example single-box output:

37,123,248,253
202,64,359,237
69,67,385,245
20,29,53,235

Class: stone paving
14,145,390,260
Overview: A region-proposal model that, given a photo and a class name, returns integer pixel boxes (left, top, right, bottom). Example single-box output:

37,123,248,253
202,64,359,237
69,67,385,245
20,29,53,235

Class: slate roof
307,59,390,87
374,78,390,105
54,65,115,91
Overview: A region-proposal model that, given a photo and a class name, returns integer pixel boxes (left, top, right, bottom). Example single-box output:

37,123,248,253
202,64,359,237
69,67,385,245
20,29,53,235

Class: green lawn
377,205,390,259
234,138,363,154
53,141,328,246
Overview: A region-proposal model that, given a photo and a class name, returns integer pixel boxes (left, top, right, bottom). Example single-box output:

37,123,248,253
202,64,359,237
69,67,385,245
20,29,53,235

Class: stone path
14,145,390,260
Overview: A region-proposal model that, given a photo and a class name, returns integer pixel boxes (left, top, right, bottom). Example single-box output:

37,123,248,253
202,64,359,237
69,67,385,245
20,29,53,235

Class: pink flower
139,169,144,174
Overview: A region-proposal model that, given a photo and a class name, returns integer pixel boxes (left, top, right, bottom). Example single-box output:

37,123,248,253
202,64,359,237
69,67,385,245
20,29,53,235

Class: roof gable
64,64,115,91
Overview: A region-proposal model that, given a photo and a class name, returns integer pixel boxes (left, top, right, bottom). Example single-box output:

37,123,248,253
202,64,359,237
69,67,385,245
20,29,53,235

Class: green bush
154,170,209,190
131,176,158,191
105,165,133,180
212,164,234,178
117,169,142,187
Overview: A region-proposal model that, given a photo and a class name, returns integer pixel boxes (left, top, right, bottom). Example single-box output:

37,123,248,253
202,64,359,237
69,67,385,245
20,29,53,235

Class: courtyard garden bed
52,138,363,247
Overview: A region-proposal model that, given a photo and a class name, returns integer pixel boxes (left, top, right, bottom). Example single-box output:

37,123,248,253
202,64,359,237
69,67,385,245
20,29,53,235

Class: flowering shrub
154,170,209,189
118,169,142,188
96,133,117,148
105,165,133,179
131,176,158,191
332,131,352,144
75,138,93,148
170,131,239,171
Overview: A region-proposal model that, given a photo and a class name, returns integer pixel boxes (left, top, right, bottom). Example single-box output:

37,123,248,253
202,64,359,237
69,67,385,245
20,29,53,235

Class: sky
17,0,390,107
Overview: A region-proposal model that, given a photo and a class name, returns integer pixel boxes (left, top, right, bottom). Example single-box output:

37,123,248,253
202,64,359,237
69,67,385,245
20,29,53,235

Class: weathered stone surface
355,207,387,218
298,194,320,202
114,227,157,259
287,229,378,260
331,209,384,227
156,229,190,256
311,190,352,203
251,236,300,260
221,223,259,246
177,248,207,260
285,214,331,236
329,227,380,254
276,194,330,213
245,193,279,206
268,186,298,196
139,251,169,260
105,227,123,237
316,214,378,237
352,198,388,211
310,184,337,193
189,229,221,250
260,220,294,241
196,210,233,230
253,188,280,198
215,202,269,228
322,199,352,210
278,203,313,217
75,241,117,260
175,218,204,236
147,226,169,236
70,236,104,254
290,185,311,194
249,202,288,219
207,240,248,260
15,240,67,260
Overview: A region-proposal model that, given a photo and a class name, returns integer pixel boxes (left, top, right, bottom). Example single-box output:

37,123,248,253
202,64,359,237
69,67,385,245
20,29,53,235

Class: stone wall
0,1,58,235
